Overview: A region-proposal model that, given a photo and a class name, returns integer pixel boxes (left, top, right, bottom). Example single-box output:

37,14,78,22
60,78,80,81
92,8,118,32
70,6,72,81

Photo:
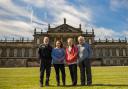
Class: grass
0,66,128,89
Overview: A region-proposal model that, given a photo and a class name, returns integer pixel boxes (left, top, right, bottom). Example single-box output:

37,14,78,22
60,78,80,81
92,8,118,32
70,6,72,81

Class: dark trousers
40,63,51,85
79,59,92,85
69,64,77,85
54,64,66,85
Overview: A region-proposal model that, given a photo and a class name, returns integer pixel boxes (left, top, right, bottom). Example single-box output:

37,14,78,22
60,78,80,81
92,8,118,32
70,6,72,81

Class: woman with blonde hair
65,38,78,86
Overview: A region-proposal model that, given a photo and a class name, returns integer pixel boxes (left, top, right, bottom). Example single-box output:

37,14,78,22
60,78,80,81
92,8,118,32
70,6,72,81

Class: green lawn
0,66,128,89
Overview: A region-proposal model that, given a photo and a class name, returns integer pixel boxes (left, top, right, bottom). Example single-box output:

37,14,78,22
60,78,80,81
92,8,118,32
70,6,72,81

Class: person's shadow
91,84,128,87
43,84,128,87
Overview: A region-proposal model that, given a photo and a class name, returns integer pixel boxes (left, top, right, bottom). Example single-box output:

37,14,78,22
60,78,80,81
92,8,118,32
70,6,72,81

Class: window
105,48,110,57
17,48,22,57
1,48,7,57
106,60,110,65
113,60,117,65
9,48,14,57
24,48,29,57
112,48,116,56
32,48,36,57
119,48,123,56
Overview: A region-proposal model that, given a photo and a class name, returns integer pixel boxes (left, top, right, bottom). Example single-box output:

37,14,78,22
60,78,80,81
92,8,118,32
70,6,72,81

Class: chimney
79,24,81,29
34,28,36,34
48,24,50,29
92,28,94,34
64,18,66,24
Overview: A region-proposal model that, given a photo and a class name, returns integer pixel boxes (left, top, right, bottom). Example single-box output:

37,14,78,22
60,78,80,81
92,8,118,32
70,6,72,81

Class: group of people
38,36,92,87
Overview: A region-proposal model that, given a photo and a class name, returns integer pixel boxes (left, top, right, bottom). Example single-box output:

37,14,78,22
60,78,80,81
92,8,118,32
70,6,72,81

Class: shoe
45,81,49,86
57,83,60,86
40,83,43,87
81,83,85,86
87,81,92,86
87,83,92,86
63,82,65,86
72,83,77,86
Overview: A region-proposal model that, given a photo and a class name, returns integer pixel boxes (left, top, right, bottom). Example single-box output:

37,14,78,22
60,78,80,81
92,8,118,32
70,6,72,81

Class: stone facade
0,18,128,67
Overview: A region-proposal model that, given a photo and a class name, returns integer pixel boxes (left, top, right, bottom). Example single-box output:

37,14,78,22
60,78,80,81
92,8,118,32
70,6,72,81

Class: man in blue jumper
38,37,52,87
77,36,92,86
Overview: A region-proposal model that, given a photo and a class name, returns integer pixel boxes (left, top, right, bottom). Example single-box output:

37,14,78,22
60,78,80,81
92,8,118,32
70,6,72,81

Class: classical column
37,38,40,44
123,49,126,56
116,49,119,56
22,48,25,57
14,48,17,57
54,37,56,45
61,36,63,42
6,48,10,57
89,39,92,44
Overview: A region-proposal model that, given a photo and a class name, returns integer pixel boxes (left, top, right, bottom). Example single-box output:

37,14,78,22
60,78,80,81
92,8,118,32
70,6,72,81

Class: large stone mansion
0,18,128,67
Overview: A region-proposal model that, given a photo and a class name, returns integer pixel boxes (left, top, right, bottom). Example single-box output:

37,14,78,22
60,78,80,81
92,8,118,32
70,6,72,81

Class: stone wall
102,57,128,66
0,58,40,67
0,58,128,67
0,58,27,67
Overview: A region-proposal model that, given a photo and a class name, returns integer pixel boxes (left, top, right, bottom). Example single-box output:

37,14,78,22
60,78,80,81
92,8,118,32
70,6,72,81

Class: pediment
48,24,82,33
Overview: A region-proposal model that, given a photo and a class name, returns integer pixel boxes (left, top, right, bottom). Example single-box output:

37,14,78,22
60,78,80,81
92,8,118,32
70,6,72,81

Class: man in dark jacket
38,37,52,87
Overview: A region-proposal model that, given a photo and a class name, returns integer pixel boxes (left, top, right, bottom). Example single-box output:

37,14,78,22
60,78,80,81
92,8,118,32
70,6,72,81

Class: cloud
39,0,93,30
22,0,92,30
0,0,87,39
0,0,47,39
93,27,122,40
0,20,33,39
53,6,92,27
22,0,45,8
0,0,127,41
123,31,128,38
24,0,92,25
110,0,128,11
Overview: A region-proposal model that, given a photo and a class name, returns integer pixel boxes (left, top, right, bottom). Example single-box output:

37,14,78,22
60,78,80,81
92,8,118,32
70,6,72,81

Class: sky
0,0,128,40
